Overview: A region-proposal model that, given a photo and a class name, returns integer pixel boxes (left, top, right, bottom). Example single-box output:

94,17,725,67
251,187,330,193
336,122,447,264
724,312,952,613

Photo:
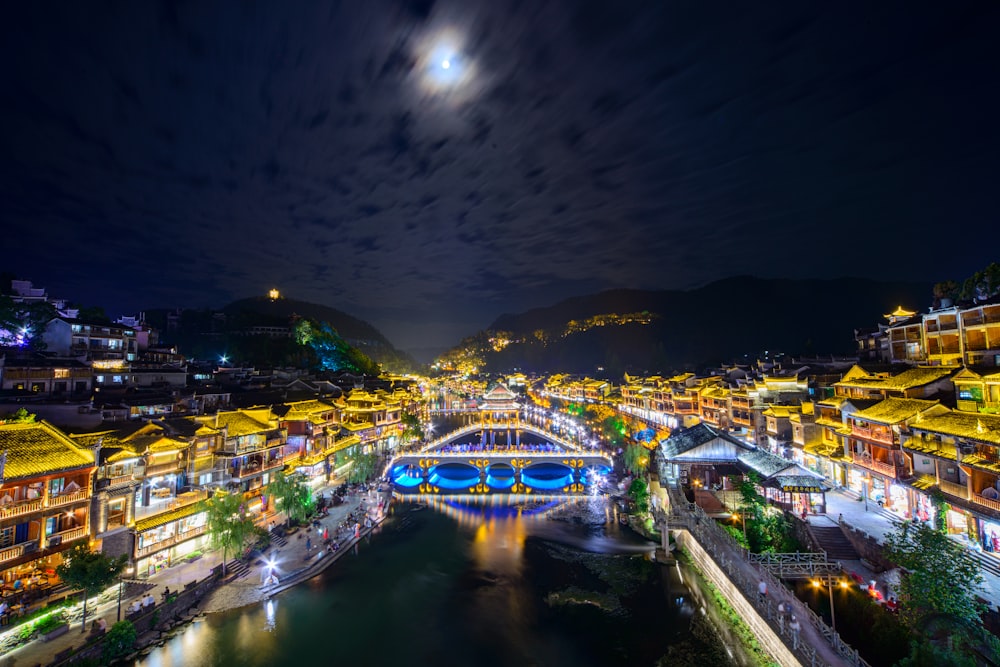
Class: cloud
0,0,998,349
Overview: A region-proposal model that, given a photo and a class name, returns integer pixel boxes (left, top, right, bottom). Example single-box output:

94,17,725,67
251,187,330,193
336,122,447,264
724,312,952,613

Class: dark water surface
135,499,737,667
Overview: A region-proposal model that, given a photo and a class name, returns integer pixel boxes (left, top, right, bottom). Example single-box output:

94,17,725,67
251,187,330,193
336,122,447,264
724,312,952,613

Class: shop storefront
135,507,208,577
981,518,1000,554
944,506,974,542
913,492,934,525
885,482,910,519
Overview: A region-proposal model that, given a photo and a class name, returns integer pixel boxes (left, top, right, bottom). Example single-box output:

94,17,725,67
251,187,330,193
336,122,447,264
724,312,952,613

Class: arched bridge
390,422,613,497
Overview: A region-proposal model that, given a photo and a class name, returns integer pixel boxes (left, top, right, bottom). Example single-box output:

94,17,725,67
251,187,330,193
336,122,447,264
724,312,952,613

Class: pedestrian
777,601,787,631
758,579,768,602
306,536,312,551
789,615,801,649
323,527,329,541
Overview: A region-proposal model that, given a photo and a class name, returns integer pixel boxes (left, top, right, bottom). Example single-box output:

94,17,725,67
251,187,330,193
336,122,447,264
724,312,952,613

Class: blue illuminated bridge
388,425,613,497
389,385,613,497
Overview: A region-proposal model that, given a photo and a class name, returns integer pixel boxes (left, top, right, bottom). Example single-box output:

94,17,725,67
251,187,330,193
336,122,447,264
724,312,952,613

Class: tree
400,412,425,444
601,416,628,447
103,620,137,663
0,296,56,351
884,520,984,630
347,451,378,484
0,408,36,424
202,490,255,574
55,543,126,633
268,470,313,527
627,478,650,514
294,319,380,375
623,443,649,476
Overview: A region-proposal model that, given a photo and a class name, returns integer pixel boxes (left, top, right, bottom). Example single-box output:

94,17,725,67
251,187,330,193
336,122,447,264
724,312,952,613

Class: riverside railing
665,489,870,667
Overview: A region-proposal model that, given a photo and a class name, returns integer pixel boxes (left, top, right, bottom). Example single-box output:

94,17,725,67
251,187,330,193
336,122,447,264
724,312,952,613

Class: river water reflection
135,498,738,667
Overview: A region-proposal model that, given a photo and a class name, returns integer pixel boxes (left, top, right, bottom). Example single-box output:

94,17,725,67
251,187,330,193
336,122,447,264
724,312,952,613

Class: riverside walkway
0,484,390,667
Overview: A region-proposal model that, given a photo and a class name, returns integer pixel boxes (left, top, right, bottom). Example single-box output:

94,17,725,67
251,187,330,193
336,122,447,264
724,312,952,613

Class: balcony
104,473,135,489
48,488,90,508
973,493,1000,513
938,479,970,500
144,461,182,477
45,526,87,548
0,542,32,565
0,498,44,520
851,452,897,478
851,425,894,445
136,524,207,558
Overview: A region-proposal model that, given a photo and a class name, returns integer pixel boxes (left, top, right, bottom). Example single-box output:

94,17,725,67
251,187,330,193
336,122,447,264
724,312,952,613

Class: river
133,498,745,667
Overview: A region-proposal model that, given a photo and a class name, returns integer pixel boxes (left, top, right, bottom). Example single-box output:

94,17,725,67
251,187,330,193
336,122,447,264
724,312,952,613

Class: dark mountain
222,297,385,344
148,297,414,371
441,276,932,375
222,297,414,370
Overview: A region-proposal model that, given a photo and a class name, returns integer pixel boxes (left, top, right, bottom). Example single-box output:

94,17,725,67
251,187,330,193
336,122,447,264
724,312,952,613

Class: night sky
2,2,998,351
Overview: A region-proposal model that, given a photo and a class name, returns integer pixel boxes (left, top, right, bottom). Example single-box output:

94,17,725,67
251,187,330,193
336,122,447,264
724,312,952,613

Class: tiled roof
910,411,1000,447
736,449,796,478
134,502,204,533
341,421,373,432
838,367,954,391
0,421,94,480
657,423,750,459
852,398,942,424
212,410,275,437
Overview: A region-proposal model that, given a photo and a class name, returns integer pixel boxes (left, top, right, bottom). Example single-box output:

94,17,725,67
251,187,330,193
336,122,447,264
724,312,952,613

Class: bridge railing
394,450,613,464
665,489,869,667
417,422,587,454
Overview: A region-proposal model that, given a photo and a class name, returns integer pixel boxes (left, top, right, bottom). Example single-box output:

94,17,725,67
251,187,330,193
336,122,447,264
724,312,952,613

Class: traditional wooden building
0,420,95,588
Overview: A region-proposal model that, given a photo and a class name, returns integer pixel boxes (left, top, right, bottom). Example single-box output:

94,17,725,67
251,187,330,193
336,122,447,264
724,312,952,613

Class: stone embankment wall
838,524,893,571
51,571,220,666
676,530,802,667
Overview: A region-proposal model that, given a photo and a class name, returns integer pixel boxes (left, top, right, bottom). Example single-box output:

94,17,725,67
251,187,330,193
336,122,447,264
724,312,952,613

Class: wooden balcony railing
851,425,894,445
46,526,87,547
0,543,28,564
0,498,44,520
136,524,207,558
48,489,90,508
105,473,134,488
938,479,970,500
851,452,897,478
973,493,1000,513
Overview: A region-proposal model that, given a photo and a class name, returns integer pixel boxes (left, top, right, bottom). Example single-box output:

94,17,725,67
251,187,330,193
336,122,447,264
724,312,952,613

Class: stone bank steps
810,525,860,561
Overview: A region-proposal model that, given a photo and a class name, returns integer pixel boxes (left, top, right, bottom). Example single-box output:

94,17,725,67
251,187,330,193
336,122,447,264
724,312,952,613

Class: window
48,478,65,497
0,527,13,548
31,382,44,392
108,499,125,528
96,375,105,383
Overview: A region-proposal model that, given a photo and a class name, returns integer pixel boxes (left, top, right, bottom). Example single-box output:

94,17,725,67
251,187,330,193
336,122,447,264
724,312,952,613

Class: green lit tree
269,470,314,527
55,543,127,633
601,416,628,447
294,319,380,375
202,490,255,574
0,408,36,424
627,478,650,514
623,443,649,476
